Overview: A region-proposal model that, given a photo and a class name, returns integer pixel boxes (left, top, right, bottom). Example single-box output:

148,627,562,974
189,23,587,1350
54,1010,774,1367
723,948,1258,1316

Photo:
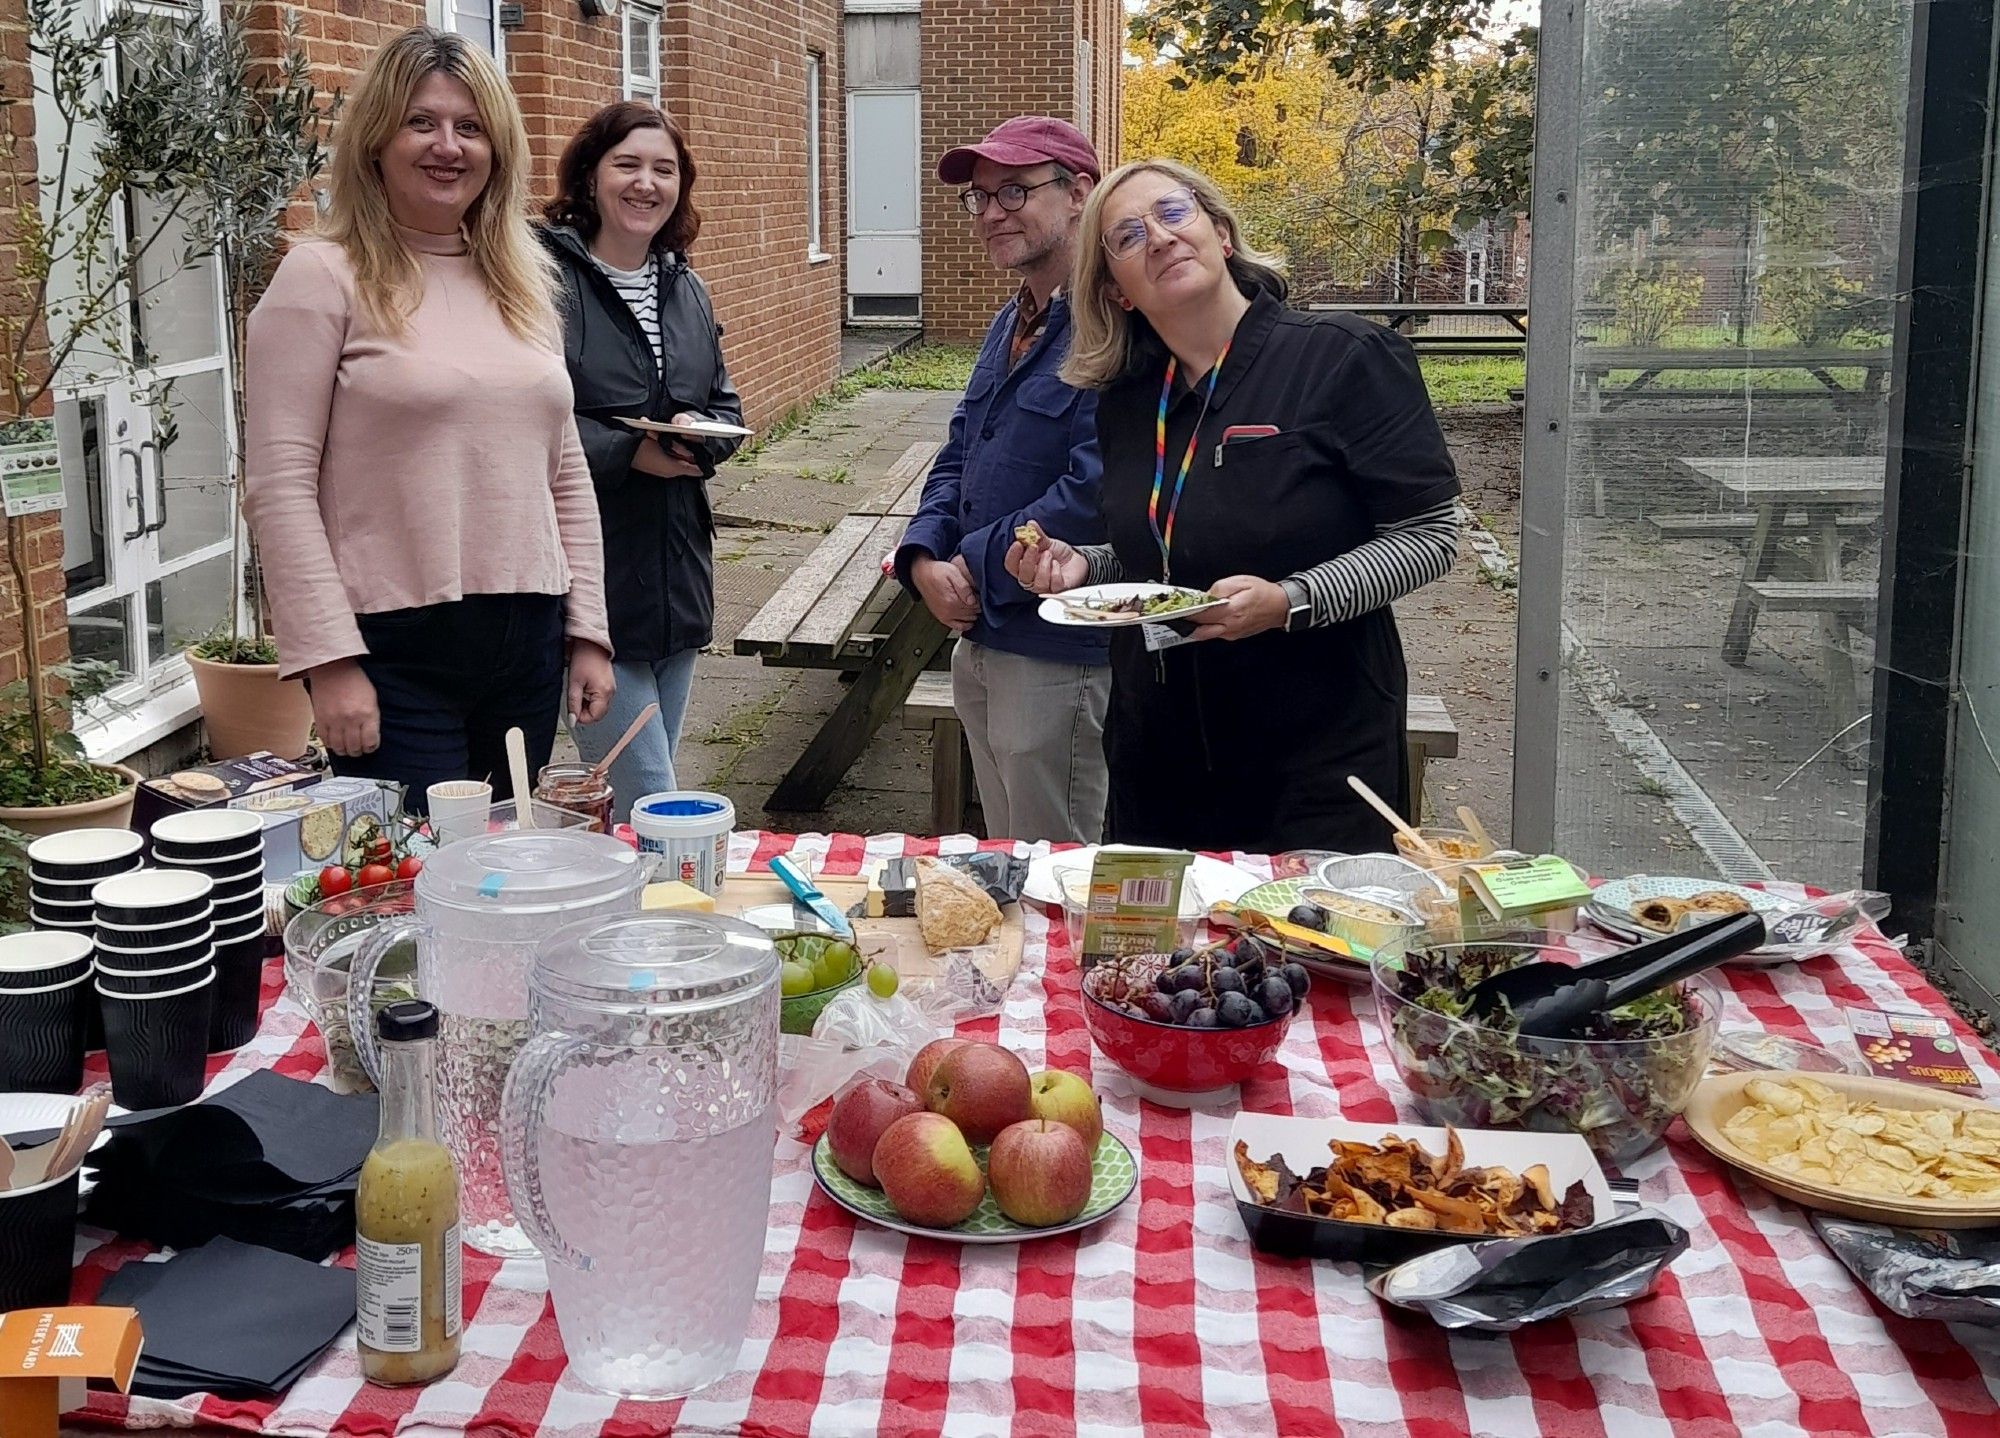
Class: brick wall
920,0,1113,340
661,0,843,430
0,0,64,694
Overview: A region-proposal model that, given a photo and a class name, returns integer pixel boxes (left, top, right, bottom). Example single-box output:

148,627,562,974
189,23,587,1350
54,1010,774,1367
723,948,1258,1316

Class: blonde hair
1062,159,1287,390
319,27,556,345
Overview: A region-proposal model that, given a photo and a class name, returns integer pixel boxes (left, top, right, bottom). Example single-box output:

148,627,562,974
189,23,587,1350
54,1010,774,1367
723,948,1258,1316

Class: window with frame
624,3,661,100
806,51,825,258
428,0,501,59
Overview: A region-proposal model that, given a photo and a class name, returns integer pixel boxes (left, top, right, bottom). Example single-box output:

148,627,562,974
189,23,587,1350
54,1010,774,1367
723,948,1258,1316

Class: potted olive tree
133,7,337,758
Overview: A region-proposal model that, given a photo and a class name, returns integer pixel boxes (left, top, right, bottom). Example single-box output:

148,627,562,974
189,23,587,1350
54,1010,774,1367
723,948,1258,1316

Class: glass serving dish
1370,933,1721,1165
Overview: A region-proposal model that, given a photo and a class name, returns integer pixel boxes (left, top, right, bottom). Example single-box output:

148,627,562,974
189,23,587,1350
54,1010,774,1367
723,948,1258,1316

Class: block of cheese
642,880,716,913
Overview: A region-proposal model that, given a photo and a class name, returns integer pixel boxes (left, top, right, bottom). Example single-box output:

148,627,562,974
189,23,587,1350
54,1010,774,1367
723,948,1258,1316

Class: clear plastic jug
500,913,779,1399
349,830,646,1256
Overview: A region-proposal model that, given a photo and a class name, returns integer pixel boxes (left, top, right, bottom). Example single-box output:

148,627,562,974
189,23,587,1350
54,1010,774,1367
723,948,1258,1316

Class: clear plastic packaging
1711,1029,1868,1076
777,988,944,1126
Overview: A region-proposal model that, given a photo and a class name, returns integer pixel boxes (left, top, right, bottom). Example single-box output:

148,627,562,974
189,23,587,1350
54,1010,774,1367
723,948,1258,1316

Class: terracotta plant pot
0,763,141,839
188,652,313,761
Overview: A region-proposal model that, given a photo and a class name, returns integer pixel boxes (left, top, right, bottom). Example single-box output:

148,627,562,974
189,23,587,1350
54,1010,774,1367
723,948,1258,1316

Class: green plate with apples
810,1130,1138,1244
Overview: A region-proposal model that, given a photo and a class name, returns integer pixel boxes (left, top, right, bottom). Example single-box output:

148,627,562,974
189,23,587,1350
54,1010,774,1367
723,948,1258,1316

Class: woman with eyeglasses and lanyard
1005,159,1461,854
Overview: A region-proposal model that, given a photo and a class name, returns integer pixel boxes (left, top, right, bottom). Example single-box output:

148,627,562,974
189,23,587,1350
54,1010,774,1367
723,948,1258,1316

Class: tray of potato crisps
1683,1070,2000,1227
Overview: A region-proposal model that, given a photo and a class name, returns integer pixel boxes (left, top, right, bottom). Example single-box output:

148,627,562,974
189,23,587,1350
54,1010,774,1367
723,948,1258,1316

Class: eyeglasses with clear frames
958,177,1068,216
1101,188,1202,260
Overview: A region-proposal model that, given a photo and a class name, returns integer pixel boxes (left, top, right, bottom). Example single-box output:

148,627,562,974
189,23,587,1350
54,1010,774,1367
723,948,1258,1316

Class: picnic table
735,442,948,810
1304,303,1527,356
1671,456,1884,721
67,831,2000,1438
1575,345,1891,414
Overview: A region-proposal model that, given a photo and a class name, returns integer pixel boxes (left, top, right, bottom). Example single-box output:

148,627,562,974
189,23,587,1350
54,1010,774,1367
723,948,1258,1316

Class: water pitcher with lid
500,912,780,1399
348,829,645,1256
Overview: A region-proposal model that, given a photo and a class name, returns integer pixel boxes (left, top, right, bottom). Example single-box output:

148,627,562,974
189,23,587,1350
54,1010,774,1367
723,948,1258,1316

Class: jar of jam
533,763,615,833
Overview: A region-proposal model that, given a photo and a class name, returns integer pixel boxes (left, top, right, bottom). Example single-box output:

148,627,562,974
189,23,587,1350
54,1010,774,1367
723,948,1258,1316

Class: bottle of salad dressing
355,1001,462,1386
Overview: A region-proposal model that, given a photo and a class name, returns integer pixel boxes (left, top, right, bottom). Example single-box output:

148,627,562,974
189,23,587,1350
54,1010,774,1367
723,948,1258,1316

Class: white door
847,90,921,313
49,0,239,703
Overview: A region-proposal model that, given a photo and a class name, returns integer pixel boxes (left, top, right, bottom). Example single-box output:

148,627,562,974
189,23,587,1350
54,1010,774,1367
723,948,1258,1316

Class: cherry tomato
318,865,354,898
356,862,397,889
395,855,424,881
365,837,393,864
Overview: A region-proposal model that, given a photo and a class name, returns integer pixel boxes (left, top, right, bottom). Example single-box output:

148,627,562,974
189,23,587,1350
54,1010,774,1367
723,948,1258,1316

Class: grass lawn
1420,356,1524,405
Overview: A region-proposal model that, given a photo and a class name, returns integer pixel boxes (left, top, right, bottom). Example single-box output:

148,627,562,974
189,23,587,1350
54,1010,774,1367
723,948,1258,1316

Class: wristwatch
1281,579,1313,634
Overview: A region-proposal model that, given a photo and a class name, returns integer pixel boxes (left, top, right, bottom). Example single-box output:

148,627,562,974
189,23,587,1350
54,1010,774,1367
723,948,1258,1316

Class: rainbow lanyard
1148,343,1230,582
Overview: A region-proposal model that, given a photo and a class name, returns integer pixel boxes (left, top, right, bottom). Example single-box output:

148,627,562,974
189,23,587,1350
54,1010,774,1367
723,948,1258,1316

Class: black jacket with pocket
541,224,745,663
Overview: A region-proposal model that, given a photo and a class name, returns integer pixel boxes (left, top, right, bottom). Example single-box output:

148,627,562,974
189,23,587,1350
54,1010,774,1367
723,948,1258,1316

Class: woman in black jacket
541,101,744,820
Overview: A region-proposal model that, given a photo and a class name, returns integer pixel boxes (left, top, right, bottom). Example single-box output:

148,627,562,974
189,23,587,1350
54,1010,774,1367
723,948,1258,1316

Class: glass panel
154,368,233,565
1938,150,2000,996
118,21,222,370
453,0,497,52
1543,0,1911,888
146,551,234,666
32,40,119,386
68,593,136,677
57,395,112,597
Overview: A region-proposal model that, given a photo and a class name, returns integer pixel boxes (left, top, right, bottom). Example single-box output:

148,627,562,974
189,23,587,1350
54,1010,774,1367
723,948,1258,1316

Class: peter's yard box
129,751,319,843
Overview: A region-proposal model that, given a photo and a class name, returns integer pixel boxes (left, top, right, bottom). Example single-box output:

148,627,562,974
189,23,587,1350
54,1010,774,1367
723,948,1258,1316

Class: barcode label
1118,877,1172,908
355,1235,423,1353
443,1223,462,1339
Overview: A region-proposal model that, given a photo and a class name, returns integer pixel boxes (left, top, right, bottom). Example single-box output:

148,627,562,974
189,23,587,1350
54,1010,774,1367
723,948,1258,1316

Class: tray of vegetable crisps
1683,1071,2000,1226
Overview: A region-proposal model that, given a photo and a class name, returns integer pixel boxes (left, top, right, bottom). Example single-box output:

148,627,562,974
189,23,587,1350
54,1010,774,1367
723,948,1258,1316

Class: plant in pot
125,8,338,759
0,661,141,840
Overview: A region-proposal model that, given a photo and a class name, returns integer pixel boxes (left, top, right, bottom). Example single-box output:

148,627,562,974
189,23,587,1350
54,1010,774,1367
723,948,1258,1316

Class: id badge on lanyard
1142,622,1196,653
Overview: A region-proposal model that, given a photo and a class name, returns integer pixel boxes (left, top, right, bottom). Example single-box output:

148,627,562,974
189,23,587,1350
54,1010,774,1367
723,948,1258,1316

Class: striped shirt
592,251,663,370
1079,499,1461,627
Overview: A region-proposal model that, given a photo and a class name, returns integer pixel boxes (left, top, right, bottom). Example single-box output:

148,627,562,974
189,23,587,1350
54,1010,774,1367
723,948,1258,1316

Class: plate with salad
1038,583,1228,628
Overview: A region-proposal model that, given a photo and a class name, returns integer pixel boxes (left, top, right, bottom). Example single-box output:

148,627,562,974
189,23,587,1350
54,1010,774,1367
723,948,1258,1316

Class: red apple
924,1042,1032,1144
987,1119,1093,1226
905,1037,971,1099
1028,1069,1103,1152
872,1112,986,1227
827,1078,926,1187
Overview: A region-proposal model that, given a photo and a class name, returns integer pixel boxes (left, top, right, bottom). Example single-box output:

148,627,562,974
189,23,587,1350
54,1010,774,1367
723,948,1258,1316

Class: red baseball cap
937,117,1102,185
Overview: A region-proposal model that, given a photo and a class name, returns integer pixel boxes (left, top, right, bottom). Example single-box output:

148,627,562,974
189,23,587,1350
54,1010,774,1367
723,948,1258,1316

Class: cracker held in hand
915,856,1002,953
1720,1076,2000,1200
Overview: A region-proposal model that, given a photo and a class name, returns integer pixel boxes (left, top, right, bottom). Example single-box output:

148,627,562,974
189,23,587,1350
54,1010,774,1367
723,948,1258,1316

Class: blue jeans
569,649,702,824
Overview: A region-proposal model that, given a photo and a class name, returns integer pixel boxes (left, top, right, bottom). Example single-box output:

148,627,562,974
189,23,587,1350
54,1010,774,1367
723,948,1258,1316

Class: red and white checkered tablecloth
64,832,2000,1438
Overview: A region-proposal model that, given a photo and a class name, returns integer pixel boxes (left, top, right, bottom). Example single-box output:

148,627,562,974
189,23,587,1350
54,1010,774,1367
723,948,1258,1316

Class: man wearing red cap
893,118,1113,845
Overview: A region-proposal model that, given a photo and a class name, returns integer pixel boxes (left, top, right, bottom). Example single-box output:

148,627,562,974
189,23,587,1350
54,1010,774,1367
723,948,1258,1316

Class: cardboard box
0,1306,140,1438
130,751,319,840
234,777,393,882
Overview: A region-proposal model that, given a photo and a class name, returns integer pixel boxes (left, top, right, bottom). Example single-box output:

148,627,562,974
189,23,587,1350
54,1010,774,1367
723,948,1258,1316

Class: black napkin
98,1238,355,1398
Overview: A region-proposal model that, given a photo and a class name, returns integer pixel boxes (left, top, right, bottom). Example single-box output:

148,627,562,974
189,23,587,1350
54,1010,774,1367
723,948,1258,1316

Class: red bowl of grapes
1080,937,1310,1099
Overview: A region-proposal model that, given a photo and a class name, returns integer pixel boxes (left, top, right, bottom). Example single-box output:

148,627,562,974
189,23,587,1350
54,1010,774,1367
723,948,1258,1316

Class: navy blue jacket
894,294,1109,666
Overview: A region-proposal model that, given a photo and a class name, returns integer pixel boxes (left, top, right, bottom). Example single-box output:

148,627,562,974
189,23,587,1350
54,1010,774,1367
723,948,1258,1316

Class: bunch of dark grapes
1093,937,1311,1029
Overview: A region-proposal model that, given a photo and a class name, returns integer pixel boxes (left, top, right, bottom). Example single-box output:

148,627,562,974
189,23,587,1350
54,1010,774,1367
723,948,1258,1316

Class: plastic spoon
506,727,535,830
1456,804,1498,857
587,703,660,786
1345,774,1443,865
1511,912,1767,1039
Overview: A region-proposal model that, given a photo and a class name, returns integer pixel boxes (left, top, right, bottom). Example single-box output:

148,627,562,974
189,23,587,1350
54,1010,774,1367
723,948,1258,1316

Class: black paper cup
207,873,267,907
27,828,144,883
93,869,213,928
208,933,267,1052
0,971,90,1092
27,910,95,936
0,1168,82,1311
26,888,94,920
28,865,127,901
99,970,213,1109
154,848,264,878
0,931,93,991
92,929,214,972
209,897,268,935
149,807,264,858
95,950,214,996
96,908,214,951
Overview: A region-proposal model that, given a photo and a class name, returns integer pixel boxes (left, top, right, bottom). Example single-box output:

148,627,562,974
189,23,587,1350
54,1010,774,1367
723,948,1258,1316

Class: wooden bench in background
902,671,1461,835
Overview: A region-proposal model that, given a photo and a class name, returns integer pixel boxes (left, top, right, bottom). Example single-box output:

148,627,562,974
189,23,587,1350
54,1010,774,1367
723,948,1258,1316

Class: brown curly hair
543,101,701,254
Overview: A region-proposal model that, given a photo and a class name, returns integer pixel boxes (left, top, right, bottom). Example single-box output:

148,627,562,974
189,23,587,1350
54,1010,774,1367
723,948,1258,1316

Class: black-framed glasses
1101,188,1202,260
958,177,1067,216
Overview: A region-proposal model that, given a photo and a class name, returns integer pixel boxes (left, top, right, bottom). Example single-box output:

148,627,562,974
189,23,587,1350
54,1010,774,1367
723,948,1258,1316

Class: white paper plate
1036,583,1228,629
620,415,754,439
1024,846,1262,919
1587,876,1793,964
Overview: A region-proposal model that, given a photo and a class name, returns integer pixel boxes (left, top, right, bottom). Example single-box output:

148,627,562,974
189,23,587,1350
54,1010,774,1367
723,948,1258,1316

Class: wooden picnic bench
1573,345,1890,414
1305,302,1527,356
734,441,948,809
901,672,1461,834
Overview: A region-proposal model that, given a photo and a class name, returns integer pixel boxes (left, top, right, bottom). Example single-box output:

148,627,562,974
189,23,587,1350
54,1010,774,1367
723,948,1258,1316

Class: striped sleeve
1079,544,1124,586
1284,501,1460,627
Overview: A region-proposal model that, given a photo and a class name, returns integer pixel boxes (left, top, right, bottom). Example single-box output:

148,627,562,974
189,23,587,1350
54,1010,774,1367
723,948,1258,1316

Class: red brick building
1,0,1117,767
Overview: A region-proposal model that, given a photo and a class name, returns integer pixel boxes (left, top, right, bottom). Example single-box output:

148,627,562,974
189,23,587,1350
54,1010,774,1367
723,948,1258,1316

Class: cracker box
234,776,394,882
130,751,319,841
0,1306,141,1438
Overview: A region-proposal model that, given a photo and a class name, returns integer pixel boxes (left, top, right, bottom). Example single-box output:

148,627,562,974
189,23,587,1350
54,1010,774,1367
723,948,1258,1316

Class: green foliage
1419,355,1524,404
190,629,280,665
1596,263,1706,347
0,823,26,936
841,345,979,393
1759,267,1887,347
1134,0,1496,92
0,419,54,447
0,661,130,809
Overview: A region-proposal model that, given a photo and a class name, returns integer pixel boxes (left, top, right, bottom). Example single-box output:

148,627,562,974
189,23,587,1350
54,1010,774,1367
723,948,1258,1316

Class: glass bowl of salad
1369,932,1721,1165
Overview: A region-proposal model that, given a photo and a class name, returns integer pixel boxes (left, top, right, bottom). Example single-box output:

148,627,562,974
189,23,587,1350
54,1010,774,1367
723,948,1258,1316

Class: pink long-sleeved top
244,225,610,679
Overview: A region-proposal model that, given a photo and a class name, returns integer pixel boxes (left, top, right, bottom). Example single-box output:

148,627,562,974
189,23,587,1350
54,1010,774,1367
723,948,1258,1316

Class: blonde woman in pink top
244,28,614,809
